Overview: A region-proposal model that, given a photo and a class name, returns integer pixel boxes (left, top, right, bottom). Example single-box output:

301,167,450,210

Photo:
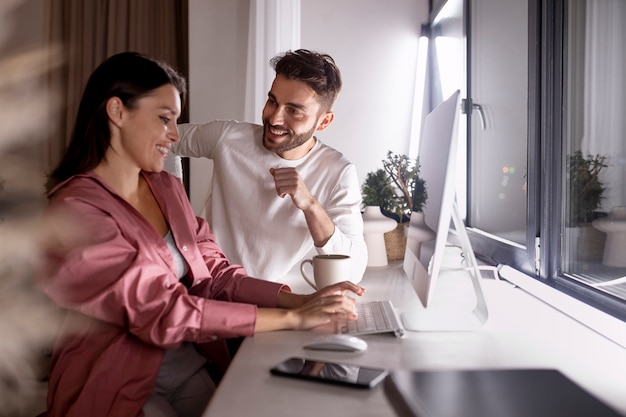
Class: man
168,49,367,282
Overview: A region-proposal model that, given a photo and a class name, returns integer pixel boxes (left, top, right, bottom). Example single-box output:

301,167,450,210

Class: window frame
461,0,626,322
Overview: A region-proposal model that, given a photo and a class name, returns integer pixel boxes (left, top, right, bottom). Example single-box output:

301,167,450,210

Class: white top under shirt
166,120,367,283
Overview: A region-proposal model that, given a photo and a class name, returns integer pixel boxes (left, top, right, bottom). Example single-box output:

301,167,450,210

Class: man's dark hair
270,49,342,112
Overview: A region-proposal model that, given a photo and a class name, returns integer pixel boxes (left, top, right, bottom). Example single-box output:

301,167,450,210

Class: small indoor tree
361,151,427,223
381,151,427,223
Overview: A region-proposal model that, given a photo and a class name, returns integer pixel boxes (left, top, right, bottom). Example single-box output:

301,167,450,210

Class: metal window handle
461,98,487,130
472,103,487,130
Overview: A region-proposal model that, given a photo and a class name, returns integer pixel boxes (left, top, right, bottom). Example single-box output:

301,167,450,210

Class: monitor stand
401,203,489,332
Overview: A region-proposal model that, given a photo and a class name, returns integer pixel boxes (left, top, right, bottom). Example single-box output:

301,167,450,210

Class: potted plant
566,151,608,261
361,151,428,262
567,151,607,225
360,169,399,266
361,168,397,214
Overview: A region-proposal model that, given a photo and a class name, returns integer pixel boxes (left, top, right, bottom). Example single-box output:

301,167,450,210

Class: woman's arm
255,293,356,332
275,281,365,309
255,281,366,332
43,180,260,347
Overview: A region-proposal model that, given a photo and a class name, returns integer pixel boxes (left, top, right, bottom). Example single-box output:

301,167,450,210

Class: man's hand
270,167,314,210
269,167,335,247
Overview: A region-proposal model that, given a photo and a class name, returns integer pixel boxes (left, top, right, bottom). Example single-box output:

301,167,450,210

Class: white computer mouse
302,334,368,352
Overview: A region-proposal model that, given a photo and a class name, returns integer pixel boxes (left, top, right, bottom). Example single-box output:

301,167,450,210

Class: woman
39,52,364,417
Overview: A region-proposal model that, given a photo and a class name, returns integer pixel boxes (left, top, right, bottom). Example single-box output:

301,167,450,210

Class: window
517,0,625,320
555,0,626,317
429,0,626,322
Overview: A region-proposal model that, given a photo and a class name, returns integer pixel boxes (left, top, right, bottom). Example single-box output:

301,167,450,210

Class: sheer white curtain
581,0,626,212
244,0,300,123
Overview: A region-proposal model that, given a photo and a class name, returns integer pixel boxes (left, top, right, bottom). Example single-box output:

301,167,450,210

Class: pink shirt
39,171,288,417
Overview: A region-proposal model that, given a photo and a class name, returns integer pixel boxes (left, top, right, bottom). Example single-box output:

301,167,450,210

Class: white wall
300,0,427,184
187,0,429,214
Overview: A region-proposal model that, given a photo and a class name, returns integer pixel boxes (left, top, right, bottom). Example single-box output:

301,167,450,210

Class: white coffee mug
300,254,351,290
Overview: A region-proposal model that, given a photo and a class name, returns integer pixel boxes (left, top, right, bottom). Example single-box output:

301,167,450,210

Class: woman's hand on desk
290,289,360,330
255,281,365,332
276,281,365,308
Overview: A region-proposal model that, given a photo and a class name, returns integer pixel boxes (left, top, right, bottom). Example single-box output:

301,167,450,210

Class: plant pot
362,206,397,267
384,222,408,261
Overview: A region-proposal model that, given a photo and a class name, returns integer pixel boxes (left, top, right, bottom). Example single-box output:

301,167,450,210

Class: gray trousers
143,343,216,417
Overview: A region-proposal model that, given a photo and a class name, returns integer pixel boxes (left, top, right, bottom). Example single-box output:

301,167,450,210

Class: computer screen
401,90,488,331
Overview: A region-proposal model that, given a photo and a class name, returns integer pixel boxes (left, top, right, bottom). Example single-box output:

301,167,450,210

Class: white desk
202,262,626,417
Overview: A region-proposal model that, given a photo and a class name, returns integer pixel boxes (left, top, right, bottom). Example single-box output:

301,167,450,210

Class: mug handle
300,259,317,290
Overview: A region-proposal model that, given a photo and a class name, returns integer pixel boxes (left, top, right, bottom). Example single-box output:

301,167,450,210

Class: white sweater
169,120,367,283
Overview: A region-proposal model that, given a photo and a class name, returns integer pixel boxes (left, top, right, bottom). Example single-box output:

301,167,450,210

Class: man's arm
270,167,335,247
173,122,224,158
164,122,225,178
270,166,368,283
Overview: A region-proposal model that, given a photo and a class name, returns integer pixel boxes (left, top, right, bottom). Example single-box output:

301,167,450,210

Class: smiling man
168,49,367,283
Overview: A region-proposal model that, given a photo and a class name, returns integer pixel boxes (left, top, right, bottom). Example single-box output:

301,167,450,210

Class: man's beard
262,119,316,154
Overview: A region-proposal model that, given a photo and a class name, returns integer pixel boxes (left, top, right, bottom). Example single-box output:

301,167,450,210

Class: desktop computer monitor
401,90,488,331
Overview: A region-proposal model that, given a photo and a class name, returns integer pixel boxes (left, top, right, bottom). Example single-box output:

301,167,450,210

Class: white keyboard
339,300,405,337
